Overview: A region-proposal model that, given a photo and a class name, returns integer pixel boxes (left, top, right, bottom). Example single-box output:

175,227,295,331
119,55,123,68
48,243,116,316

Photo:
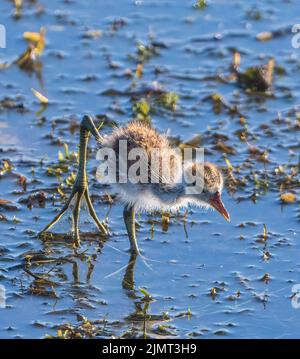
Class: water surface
0,0,299,338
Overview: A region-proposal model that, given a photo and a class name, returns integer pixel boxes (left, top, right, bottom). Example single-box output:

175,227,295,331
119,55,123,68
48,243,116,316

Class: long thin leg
72,191,84,247
38,191,74,235
85,189,108,234
39,115,107,245
123,204,139,255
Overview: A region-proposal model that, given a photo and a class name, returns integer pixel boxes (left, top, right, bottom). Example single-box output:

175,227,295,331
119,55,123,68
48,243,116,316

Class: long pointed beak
209,192,230,222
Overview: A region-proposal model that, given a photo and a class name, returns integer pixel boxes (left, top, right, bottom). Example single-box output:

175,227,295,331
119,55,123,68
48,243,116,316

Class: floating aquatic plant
135,42,160,63
280,192,296,203
135,63,143,78
23,27,46,56
234,53,275,92
133,98,151,123
13,0,22,18
31,88,48,105
193,0,207,9
0,160,12,176
156,92,179,111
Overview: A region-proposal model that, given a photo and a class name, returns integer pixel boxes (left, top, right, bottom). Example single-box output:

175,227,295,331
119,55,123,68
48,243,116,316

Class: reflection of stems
72,261,79,284
104,201,113,222
150,223,154,240
143,314,147,339
122,253,138,291
142,301,150,339
36,103,48,117
23,268,57,286
86,257,95,283
182,210,189,241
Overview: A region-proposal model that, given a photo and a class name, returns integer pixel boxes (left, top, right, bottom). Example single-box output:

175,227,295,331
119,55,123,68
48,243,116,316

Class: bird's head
184,162,230,222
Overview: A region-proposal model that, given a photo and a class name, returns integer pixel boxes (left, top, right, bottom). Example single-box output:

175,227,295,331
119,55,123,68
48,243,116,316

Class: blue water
0,0,299,338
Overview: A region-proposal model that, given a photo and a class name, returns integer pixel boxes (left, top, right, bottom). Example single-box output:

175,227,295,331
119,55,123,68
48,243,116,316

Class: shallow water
0,0,299,338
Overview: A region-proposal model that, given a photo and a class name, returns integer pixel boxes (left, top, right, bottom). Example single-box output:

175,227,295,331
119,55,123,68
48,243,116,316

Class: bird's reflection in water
26,230,173,337
122,253,138,293
120,253,173,338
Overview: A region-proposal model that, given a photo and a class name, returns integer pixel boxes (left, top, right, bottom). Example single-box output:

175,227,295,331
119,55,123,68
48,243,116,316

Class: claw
38,116,108,245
